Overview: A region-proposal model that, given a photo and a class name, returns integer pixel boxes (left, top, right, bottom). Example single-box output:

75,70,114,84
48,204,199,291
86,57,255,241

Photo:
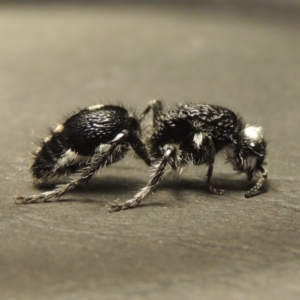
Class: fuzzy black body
15,100,267,209
62,106,133,155
148,104,243,160
30,105,150,182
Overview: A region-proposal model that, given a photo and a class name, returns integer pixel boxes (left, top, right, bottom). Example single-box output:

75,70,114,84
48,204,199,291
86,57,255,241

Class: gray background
1,2,300,300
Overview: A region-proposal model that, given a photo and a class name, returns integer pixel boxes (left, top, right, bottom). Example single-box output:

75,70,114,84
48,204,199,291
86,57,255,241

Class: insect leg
244,166,268,198
206,164,225,195
107,146,175,212
206,137,225,195
128,132,152,166
139,99,163,128
14,131,129,204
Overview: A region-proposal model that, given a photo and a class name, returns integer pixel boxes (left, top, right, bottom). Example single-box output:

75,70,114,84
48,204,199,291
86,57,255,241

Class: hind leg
15,133,129,204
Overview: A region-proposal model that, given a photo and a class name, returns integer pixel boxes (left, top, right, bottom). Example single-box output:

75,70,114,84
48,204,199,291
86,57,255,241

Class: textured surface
1,3,300,300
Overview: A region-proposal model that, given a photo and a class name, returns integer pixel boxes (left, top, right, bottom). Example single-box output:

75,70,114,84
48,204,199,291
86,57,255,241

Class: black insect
15,101,268,211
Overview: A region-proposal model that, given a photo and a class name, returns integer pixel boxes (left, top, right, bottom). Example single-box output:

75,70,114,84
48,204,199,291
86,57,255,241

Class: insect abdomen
31,133,70,180
30,105,131,181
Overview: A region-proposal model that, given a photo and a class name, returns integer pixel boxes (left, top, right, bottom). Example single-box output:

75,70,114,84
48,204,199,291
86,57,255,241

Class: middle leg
139,99,163,129
205,136,224,195
107,145,176,212
206,163,225,195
